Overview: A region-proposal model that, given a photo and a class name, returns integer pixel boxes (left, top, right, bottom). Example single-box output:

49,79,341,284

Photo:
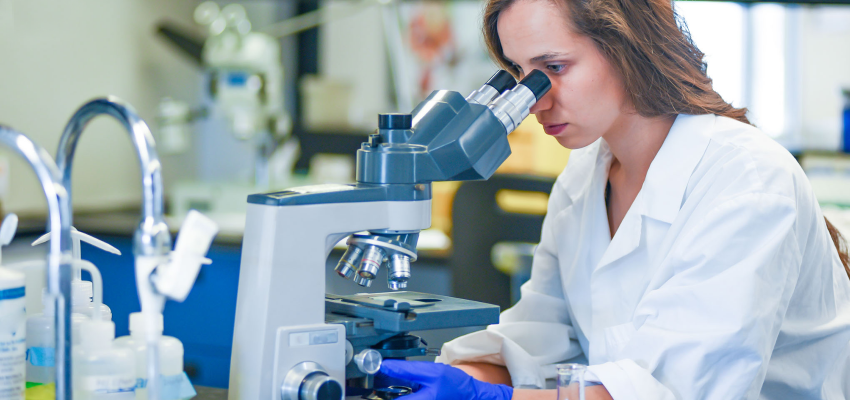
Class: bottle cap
80,320,115,349
72,280,93,305
129,312,164,333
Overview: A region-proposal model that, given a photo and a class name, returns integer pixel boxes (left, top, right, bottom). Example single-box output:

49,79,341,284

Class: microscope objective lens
359,245,385,279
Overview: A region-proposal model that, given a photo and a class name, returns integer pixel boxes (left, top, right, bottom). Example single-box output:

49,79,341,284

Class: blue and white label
26,347,54,367
136,373,196,400
82,375,136,395
0,286,24,300
0,332,25,399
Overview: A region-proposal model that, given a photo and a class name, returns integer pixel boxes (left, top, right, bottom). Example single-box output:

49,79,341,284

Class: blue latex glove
378,360,513,400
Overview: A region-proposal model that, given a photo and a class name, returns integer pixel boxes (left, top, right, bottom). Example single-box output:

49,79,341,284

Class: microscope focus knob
301,373,343,400
354,349,382,375
378,113,412,130
281,362,343,400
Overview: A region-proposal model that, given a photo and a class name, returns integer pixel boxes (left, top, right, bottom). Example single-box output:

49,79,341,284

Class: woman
379,0,850,399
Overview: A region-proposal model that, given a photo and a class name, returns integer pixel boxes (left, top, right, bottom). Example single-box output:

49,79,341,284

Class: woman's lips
543,123,568,136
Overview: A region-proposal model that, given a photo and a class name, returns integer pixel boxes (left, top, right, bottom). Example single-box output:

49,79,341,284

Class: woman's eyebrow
530,52,570,63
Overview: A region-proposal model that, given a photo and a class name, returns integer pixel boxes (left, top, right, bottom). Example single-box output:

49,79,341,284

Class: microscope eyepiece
485,70,517,93
379,113,413,130
466,70,517,105
518,69,551,100
487,69,551,133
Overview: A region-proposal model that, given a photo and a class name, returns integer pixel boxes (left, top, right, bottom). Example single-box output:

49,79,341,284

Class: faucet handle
151,210,219,302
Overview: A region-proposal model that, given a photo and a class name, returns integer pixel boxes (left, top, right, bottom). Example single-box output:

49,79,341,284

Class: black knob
379,113,412,130
518,70,552,100
314,380,343,400
485,70,517,93
301,373,343,400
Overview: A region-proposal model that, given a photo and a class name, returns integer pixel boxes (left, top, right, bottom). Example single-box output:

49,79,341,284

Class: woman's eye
547,64,566,73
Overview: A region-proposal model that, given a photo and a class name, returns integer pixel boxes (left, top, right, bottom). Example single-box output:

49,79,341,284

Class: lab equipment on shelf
843,88,850,154
229,69,551,400
158,2,294,190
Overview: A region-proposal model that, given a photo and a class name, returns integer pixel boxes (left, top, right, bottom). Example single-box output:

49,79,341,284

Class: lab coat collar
635,114,714,224
593,114,714,269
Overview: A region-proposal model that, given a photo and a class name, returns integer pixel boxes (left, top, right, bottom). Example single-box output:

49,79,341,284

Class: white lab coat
437,114,850,399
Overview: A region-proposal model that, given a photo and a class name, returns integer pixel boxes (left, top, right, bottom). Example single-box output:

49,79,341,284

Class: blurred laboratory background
1,0,849,389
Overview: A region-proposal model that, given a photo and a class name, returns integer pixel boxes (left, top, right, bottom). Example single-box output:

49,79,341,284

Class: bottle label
82,375,136,394
1,292,26,400
0,287,24,301
0,336,26,400
136,373,196,400
26,347,54,367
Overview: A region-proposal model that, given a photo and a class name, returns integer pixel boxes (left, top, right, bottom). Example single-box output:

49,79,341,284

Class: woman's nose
529,90,552,114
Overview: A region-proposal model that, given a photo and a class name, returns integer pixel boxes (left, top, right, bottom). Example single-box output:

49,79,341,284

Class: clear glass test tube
556,363,586,400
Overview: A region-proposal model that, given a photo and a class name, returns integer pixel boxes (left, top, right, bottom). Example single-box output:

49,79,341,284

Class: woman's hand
378,360,513,400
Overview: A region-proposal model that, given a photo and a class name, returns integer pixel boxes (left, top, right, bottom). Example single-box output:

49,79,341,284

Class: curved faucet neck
0,125,73,400
56,97,171,256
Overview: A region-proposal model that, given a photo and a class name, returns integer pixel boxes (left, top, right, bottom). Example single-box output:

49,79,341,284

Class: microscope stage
325,291,500,332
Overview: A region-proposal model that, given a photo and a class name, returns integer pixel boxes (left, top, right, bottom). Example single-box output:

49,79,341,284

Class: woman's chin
554,134,597,150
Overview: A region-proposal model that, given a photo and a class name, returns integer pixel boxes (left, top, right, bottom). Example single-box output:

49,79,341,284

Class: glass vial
556,363,586,400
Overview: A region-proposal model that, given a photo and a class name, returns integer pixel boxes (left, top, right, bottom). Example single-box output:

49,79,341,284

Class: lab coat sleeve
587,192,801,400
437,177,583,389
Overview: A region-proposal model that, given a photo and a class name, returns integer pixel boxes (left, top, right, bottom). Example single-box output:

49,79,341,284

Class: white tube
76,260,103,321
135,255,167,400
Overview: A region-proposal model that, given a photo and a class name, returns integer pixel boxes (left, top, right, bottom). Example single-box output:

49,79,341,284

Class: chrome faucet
0,126,73,400
57,97,171,258
55,97,171,400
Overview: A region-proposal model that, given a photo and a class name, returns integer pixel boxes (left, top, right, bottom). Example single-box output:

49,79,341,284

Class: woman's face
497,0,631,149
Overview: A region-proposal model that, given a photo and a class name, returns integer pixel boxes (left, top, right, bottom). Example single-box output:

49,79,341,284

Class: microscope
158,2,294,220
229,70,551,400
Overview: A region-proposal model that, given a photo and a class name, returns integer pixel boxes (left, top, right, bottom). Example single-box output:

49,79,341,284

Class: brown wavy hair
483,0,850,278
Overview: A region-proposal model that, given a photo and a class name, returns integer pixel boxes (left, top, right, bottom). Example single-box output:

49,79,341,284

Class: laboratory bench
193,386,406,400
9,207,460,389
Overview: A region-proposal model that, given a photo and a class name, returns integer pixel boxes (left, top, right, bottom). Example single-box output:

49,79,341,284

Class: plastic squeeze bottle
25,289,90,385
114,313,195,400
32,229,119,321
72,320,136,400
